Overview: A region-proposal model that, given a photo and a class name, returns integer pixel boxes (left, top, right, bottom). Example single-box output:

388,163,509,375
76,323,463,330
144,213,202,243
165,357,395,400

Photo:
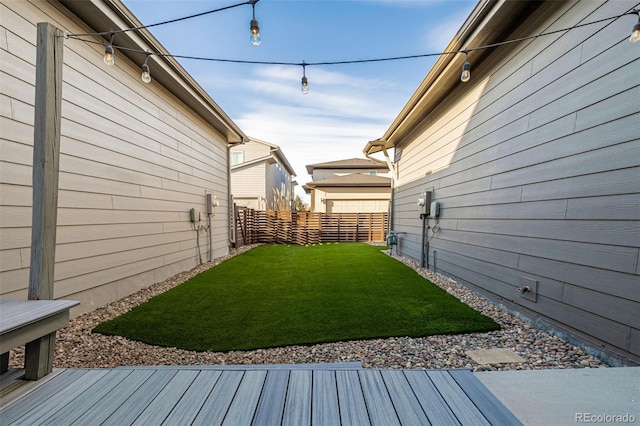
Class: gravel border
10,244,606,371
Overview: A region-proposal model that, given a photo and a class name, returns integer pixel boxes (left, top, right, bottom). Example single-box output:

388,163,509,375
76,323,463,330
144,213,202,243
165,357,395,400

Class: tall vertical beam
25,22,64,381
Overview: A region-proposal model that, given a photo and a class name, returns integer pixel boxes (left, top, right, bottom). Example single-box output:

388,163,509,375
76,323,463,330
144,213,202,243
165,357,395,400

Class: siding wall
1,0,233,315
266,163,294,209
231,162,267,209
327,200,389,214
310,187,390,213
230,140,295,210
230,140,269,164
392,0,639,363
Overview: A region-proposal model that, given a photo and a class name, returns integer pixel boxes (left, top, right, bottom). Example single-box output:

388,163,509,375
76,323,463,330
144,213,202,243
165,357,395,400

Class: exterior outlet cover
519,276,538,302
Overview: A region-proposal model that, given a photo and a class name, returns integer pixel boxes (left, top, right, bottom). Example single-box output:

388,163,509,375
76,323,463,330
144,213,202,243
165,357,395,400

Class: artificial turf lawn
93,243,500,351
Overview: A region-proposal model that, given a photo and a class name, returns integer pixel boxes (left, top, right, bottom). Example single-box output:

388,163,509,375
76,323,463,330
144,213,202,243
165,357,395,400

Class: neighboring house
230,138,297,210
304,158,391,213
0,0,246,315
364,0,639,364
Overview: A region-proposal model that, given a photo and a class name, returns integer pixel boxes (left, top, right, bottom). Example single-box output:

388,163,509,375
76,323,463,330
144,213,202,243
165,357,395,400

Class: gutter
364,139,397,187
364,138,397,238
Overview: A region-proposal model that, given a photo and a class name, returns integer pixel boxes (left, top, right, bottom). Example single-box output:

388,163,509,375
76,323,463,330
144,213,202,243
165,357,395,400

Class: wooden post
25,22,64,381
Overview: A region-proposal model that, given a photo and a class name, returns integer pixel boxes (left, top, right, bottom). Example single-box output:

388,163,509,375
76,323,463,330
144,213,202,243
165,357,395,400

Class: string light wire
64,7,638,86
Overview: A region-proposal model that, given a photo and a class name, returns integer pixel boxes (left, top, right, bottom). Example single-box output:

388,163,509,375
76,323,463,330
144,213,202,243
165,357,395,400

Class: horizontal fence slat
233,206,388,248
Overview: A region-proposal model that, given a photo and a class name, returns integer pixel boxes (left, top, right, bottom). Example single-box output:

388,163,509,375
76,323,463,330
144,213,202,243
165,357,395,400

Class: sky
122,0,477,202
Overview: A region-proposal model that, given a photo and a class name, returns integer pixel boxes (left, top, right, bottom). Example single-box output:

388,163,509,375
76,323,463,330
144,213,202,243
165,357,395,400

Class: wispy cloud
422,7,474,51
127,0,475,202
217,65,404,194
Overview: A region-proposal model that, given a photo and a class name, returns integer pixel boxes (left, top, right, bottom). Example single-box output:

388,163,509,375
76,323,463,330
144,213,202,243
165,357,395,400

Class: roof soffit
305,174,392,188
306,158,389,174
369,0,543,153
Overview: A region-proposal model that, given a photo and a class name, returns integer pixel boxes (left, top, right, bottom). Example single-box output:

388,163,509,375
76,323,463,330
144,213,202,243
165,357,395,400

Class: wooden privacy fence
234,207,388,247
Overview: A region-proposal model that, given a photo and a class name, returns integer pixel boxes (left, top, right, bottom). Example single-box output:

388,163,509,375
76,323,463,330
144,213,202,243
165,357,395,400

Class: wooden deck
0,365,521,425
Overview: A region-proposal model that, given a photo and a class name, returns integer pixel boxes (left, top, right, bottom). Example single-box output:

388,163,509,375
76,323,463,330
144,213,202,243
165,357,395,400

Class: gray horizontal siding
392,0,639,362
438,257,633,352
0,1,232,311
456,218,640,248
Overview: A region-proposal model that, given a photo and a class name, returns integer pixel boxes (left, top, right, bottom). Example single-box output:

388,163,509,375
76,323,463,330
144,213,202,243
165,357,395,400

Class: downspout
387,147,396,239
421,214,427,268
227,143,232,249
208,197,213,262
364,139,397,237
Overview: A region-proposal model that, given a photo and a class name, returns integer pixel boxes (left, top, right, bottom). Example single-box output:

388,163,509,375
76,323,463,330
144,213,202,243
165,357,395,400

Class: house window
369,170,377,175
231,151,244,165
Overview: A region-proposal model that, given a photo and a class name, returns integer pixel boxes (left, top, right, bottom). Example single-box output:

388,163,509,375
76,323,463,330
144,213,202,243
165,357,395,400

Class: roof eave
59,0,247,143
246,137,297,176
366,0,539,154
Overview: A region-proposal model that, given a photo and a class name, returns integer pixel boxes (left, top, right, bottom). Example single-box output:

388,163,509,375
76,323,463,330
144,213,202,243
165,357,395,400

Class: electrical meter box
418,191,432,216
190,208,200,222
429,201,440,217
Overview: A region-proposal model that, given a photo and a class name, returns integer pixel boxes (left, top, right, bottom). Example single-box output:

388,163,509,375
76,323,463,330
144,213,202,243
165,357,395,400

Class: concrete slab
466,348,525,364
476,367,640,426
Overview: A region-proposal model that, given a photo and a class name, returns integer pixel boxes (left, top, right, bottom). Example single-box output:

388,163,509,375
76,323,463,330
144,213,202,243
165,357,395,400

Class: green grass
93,243,500,351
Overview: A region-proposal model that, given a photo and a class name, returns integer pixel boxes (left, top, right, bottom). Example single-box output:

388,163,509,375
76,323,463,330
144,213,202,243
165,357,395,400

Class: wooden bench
0,299,79,379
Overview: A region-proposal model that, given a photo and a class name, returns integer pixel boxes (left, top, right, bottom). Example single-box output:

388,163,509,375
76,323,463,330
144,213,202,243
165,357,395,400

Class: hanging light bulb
301,62,309,94
250,19,261,46
461,61,471,82
141,63,151,83
141,53,151,84
630,13,640,43
103,33,115,66
460,50,471,83
249,0,261,46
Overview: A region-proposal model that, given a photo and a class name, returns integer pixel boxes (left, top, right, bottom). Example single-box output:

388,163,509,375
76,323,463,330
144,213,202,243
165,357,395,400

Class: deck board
449,369,522,425
102,369,177,426
427,370,491,426
222,370,267,425
131,369,200,425
359,369,402,426
0,368,65,409
192,370,244,426
161,370,221,425
381,370,431,425
44,369,133,425
252,369,289,425
0,369,88,424
404,370,461,425
312,370,340,426
71,369,155,425
336,369,370,425
21,369,109,426
282,369,312,426
0,366,521,426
